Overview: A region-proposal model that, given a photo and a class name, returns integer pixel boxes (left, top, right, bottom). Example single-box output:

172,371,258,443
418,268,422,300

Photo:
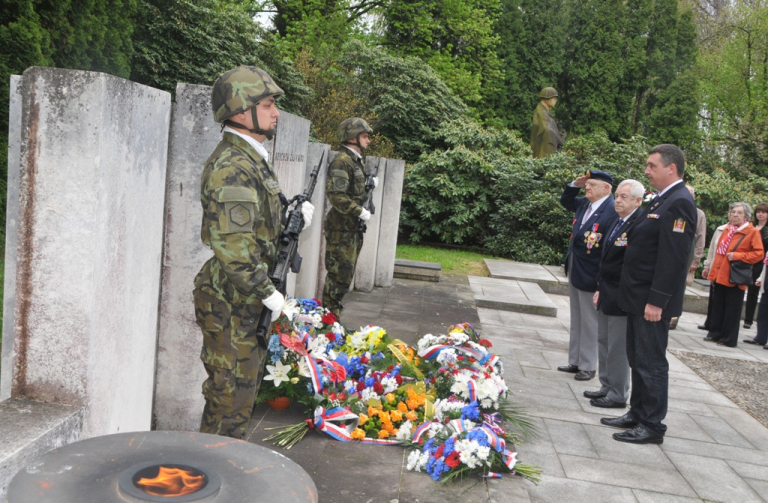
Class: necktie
582,204,593,226
609,219,624,241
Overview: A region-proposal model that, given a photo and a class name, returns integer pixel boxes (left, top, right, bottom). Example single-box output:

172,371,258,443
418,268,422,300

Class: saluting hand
573,175,588,188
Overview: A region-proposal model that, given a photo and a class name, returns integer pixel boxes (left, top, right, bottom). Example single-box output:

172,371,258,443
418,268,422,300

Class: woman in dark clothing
743,203,768,328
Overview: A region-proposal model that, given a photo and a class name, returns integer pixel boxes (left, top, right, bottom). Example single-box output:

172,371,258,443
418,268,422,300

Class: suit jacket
560,185,618,292
596,210,640,316
617,181,697,318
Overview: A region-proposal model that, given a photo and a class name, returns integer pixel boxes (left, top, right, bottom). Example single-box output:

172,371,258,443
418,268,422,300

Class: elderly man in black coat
601,144,697,445
587,179,644,409
559,170,618,381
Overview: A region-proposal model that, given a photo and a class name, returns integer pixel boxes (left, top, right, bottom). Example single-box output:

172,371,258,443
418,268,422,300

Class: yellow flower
359,413,368,426
379,411,391,423
351,428,366,440
378,430,390,439
385,393,396,404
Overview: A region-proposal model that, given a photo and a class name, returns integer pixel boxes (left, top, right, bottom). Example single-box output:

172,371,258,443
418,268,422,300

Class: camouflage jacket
531,103,564,158
324,149,366,232
195,132,283,305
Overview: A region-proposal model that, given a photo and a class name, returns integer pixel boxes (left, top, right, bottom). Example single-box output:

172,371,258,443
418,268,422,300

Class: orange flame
136,466,205,496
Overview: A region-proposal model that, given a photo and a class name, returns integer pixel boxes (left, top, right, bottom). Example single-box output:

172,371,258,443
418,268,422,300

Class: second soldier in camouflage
322,118,377,319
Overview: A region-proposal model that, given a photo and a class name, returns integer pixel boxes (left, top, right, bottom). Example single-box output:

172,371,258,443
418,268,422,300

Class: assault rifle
358,159,381,233
254,150,325,349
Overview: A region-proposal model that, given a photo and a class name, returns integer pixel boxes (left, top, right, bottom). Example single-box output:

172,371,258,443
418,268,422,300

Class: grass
395,244,507,277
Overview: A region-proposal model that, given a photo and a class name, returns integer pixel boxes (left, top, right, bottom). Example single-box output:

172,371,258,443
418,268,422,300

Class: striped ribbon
313,406,399,445
483,472,502,479
411,421,440,444
467,380,477,402
418,344,491,365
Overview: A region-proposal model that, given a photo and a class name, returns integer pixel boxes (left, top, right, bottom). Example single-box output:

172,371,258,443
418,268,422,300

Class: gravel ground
670,349,768,428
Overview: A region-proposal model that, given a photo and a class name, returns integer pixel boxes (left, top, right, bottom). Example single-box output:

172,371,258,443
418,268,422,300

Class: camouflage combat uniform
322,147,367,315
194,131,283,439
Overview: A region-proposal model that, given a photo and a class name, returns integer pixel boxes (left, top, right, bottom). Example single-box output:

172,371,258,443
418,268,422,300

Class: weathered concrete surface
469,276,558,317
374,158,405,287
294,142,330,299
354,157,387,292
0,399,83,499
11,67,169,438
393,259,441,282
153,84,217,431
1,76,21,402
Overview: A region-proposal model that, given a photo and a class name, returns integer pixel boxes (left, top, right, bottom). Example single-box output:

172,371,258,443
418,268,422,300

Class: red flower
478,339,493,348
360,355,370,364
325,332,337,342
357,381,366,391
457,356,465,361
321,313,337,325
373,382,384,394
435,444,445,458
387,365,395,372
338,392,347,401
312,298,322,306
329,392,337,401
395,375,403,385
445,451,461,468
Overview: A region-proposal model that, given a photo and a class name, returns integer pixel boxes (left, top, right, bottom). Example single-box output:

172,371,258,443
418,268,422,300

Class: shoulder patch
229,204,251,227
673,218,686,233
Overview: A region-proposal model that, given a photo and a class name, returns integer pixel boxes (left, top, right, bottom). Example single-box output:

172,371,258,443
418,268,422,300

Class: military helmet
539,87,559,99
337,118,373,144
211,66,284,123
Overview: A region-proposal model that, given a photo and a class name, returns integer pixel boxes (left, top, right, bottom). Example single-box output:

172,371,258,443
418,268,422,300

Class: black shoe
600,413,638,429
557,364,579,373
590,397,626,408
744,323,752,329
612,425,664,444
697,325,708,330
717,342,736,347
703,336,717,342
744,338,760,345
583,390,607,399
574,370,596,381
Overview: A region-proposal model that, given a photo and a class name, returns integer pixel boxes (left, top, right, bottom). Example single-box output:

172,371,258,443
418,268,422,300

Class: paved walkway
245,275,768,503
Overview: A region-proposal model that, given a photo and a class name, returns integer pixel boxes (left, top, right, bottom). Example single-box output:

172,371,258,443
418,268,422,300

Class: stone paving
245,275,768,502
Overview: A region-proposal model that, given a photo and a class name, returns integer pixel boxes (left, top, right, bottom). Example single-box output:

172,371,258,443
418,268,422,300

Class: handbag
728,234,754,286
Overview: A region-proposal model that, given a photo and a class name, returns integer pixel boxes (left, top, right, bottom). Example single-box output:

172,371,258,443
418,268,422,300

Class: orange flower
351,428,365,440
406,398,420,410
378,430,390,439
368,406,379,417
406,410,418,422
359,413,368,426
385,393,396,404
397,402,408,414
390,410,403,422
381,421,395,433
379,411,391,423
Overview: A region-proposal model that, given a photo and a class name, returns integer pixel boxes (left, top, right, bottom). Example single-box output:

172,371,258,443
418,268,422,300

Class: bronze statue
531,87,565,158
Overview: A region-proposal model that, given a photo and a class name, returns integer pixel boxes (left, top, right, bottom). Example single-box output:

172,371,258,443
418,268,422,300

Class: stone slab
468,276,557,317
1,75,21,402
354,157,386,292
393,258,441,282
0,399,83,500
11,67,169,437
374,158,405,288
294,142,331,299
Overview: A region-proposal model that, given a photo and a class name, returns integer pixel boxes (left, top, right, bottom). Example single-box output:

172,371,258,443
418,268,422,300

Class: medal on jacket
584,223,602,254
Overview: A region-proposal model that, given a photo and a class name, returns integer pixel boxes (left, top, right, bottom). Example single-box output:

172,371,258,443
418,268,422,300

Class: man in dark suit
601,144,696,444
586,179,644,408
559,170,618,381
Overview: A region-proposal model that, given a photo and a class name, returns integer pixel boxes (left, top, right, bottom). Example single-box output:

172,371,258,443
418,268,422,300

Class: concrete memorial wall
354,157,387,292
375,159,406,287
6,67,170,437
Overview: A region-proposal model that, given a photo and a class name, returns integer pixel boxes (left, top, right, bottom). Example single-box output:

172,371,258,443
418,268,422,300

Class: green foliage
400,118,529,244
131,0,310,113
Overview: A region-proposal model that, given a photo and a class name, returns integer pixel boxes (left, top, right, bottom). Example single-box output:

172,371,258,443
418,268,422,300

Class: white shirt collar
223,126,269,162
588,194,611,212
343,145,362,160
618,207,638,222
657,179,684,197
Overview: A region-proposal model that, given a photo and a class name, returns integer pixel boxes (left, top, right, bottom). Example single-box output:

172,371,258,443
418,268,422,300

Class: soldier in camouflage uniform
322,118,377,318
194,66,314,438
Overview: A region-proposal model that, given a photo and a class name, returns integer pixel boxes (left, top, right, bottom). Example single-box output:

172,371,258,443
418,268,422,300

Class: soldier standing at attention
531,87,565,158
322,118,378,321
194,66,314,438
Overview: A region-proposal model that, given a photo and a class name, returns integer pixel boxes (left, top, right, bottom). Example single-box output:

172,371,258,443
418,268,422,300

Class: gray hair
730,202,753,220
617,179,645,199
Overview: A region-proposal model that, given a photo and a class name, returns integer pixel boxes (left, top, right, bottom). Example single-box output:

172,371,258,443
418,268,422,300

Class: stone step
393,259,441,282
486,259,711,315
468,276,558,317
0,399,84,499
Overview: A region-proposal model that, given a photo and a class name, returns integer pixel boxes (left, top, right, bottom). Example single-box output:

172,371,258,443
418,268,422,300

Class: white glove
263,290,285,322
300,201,314,229
359,208,371,222
372,176,379,188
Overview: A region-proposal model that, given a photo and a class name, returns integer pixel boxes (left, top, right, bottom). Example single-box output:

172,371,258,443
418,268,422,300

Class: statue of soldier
322,118,378,320
194,66,314,438
531,87,565,158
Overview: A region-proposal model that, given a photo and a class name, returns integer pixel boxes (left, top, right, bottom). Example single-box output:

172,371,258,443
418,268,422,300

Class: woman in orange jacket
703,202,765,347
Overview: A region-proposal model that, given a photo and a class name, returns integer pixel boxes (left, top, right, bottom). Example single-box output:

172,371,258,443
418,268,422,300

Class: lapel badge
647,213,660,219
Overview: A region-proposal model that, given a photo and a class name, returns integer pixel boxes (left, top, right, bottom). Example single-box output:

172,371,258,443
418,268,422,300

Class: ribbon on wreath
313,406,399,445
418,343,493,366
444,419,518,476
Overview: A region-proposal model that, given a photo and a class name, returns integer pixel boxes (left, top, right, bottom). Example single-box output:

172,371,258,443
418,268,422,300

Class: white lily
263,360,292,387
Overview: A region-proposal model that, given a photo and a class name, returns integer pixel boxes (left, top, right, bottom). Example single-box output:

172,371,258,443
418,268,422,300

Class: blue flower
467,429,490,447
365,377,375,388
270,354,282,364
461,401,481,421
443,437,455,456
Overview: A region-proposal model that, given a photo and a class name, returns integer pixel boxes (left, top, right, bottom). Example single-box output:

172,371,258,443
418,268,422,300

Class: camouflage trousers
194,288,267,439
323,230,363,315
